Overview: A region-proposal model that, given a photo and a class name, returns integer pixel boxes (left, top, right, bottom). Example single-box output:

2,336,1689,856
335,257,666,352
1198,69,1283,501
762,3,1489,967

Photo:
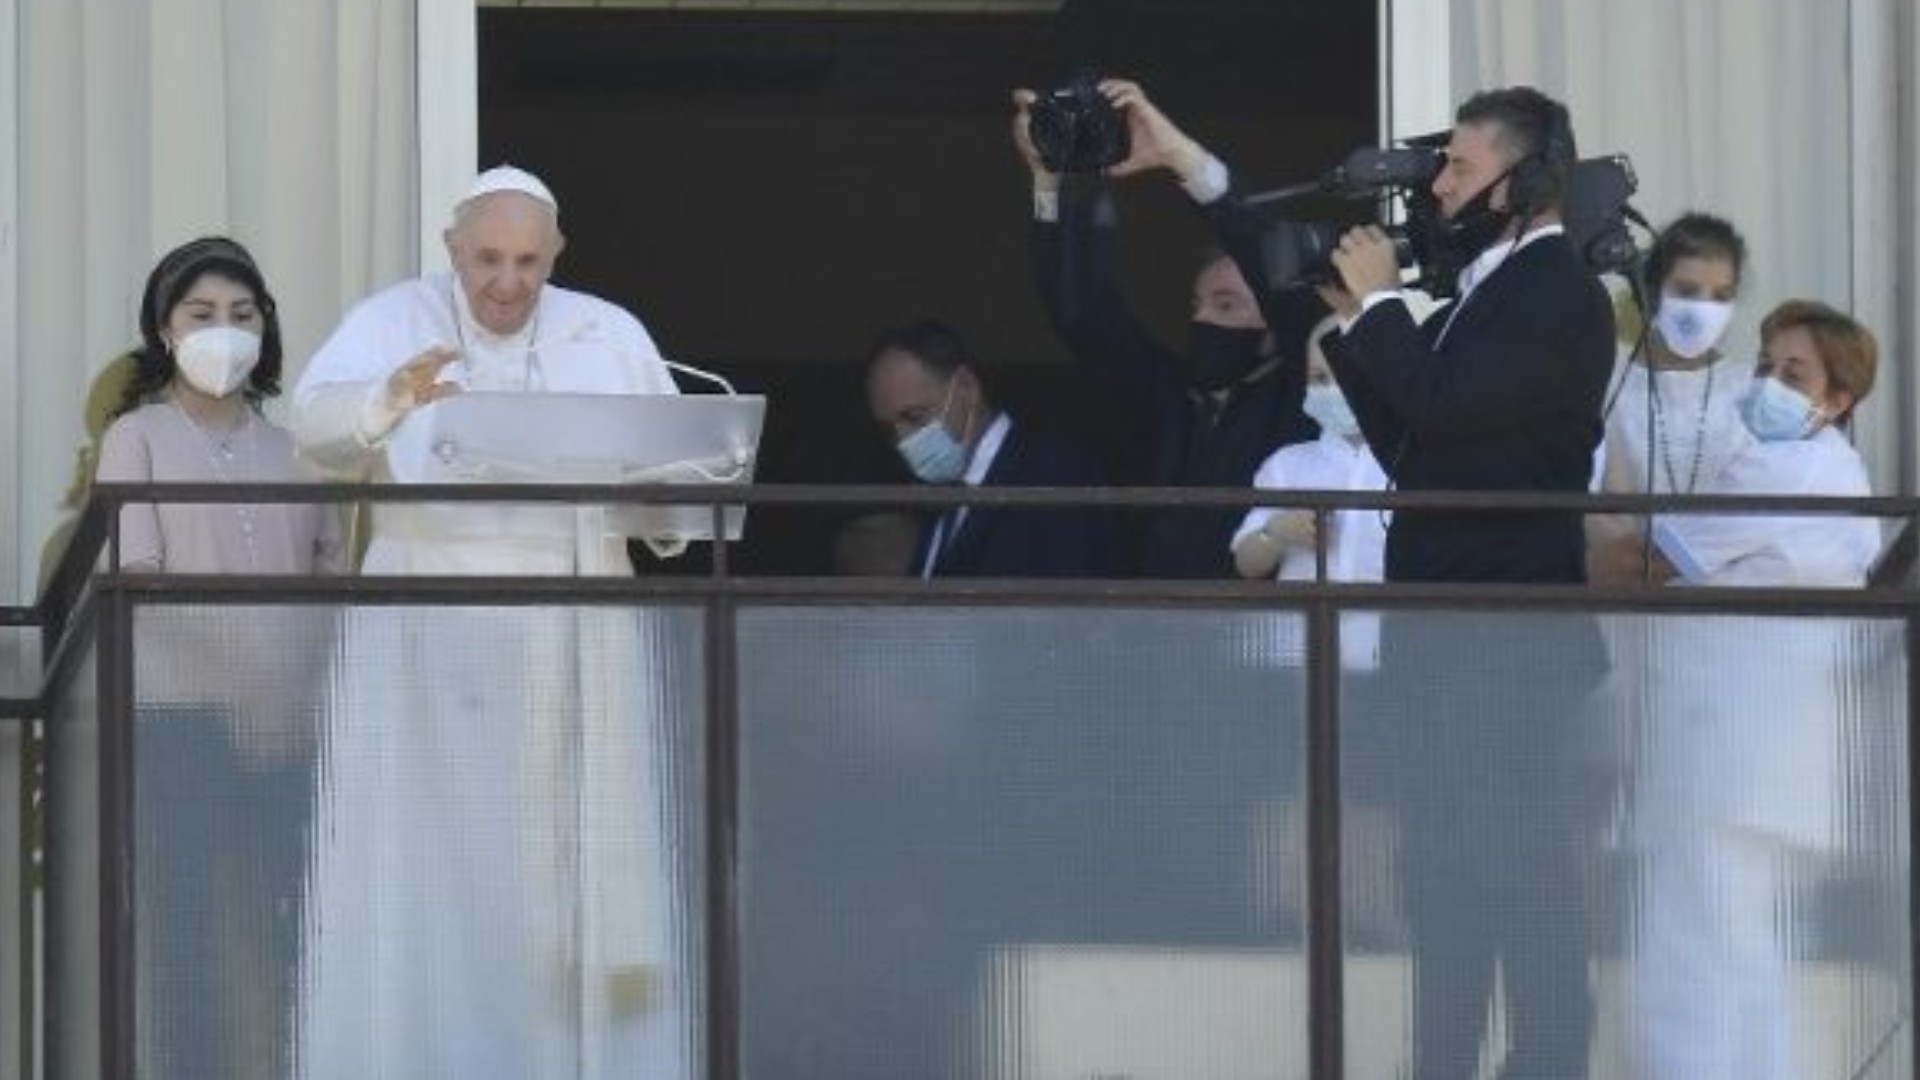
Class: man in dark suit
1012,89,1323,579
864,318,1115,579
1315,88,1615,1080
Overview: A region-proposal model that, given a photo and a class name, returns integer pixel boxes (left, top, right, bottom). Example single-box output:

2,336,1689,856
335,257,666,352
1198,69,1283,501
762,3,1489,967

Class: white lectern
408,391,767,566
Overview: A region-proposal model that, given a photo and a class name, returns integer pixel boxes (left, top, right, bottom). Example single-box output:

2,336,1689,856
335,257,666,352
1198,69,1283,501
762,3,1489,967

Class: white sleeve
1178,154,1231,205
288,382,397,476
290,288,434,474
1032,188,1061,223
1233,448,1304,546
1652,440,1850,583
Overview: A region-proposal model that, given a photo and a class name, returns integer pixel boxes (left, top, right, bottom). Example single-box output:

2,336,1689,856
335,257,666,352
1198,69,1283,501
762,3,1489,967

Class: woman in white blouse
94,236,342,1080
1628,300,1880,1080
1590,212,1753,584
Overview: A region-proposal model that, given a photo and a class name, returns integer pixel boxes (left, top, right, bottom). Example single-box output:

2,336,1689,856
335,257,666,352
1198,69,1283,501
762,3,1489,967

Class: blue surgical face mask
1303,383,1359,438
895,381,970,483
1738,375,1821,442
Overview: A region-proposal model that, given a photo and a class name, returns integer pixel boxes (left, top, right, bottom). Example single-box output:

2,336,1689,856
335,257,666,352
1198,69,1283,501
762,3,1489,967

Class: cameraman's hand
1329,225,1402,301
1315,283,1361,320
1010,89,1062,192
1099,79,1209,183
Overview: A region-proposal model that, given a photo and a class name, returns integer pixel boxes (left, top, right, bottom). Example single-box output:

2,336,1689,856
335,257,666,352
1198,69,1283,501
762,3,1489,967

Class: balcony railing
3,481,1914,1080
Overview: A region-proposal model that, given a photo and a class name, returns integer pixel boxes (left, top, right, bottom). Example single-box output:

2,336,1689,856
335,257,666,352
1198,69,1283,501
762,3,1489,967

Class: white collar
961,413,1013,487
1456,222,1564,299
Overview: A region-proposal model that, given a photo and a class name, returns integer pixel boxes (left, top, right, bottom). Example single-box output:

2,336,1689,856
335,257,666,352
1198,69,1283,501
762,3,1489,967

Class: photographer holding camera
1013,76,1325,579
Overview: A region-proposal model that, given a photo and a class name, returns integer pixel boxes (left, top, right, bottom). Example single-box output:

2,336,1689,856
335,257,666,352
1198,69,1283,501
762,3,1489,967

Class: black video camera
1242,144,1445,293
1028,69,1131,174
1249,141,1642,298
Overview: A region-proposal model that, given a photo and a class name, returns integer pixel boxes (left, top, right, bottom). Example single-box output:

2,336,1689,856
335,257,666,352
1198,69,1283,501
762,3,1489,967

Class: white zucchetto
461,165,558,215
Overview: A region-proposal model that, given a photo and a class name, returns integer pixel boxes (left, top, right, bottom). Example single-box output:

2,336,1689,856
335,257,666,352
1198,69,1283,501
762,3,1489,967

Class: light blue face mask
896,381,970,483
1738,375,1821,442
1303,383,1359,438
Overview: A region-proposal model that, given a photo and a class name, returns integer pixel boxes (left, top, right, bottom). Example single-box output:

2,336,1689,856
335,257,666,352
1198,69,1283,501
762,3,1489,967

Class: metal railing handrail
76,478,1920,515
6,480,1912,716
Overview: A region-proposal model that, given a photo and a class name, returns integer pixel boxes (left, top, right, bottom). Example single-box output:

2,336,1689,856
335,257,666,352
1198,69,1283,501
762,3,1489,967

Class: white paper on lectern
399,391,767,541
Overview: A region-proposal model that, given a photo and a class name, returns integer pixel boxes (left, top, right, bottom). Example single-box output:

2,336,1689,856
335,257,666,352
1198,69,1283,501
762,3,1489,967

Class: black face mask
1422,166,1519,291
1188,322,1268,392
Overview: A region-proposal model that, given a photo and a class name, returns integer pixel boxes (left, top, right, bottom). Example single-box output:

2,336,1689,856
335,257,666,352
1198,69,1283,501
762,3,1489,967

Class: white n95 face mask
173,326,263,397
1654,297,1735,361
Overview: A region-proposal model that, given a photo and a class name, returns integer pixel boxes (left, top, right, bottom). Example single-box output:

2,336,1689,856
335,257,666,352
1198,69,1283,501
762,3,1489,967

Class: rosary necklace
169,395,262,570
1651,363,1715,495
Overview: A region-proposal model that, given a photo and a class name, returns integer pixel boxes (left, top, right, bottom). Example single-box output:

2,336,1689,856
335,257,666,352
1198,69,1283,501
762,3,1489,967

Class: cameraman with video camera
1013,75,1325,579
1028,76,1616,1075
1318,87,1615,1080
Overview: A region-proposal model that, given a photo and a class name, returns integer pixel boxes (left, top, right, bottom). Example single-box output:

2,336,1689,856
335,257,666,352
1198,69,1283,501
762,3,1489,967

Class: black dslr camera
1028,69,1131,174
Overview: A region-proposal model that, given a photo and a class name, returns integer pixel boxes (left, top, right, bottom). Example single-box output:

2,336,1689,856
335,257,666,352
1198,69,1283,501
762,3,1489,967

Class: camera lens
1028,72,1128,174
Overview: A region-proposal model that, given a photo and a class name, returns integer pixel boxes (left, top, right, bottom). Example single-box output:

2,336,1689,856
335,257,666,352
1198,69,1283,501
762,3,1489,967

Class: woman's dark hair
1643,212,1748,296
116,235,283,417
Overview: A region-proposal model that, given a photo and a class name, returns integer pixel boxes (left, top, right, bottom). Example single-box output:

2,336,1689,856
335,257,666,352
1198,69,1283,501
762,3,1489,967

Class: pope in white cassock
289,166,697,1079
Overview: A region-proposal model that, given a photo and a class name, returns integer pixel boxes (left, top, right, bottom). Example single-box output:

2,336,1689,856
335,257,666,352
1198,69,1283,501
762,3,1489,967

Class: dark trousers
1384,615,1604,1080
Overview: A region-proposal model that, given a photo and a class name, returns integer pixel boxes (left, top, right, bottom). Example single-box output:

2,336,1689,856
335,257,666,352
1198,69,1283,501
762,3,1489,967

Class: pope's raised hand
382,345,464,413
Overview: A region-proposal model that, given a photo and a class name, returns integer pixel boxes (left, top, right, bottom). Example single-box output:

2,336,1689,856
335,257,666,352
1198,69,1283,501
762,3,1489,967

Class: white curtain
2,0,419,599
1447,0,1916,494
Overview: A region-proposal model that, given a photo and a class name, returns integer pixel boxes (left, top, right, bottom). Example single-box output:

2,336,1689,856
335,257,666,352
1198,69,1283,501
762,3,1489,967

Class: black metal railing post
705,500,742,1080
1306,589,1345,1080
96,578,136,1080
1906,605,1920,1080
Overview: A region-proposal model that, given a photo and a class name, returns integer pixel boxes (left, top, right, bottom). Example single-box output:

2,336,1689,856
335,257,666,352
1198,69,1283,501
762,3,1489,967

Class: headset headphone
1503,95,1575,223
